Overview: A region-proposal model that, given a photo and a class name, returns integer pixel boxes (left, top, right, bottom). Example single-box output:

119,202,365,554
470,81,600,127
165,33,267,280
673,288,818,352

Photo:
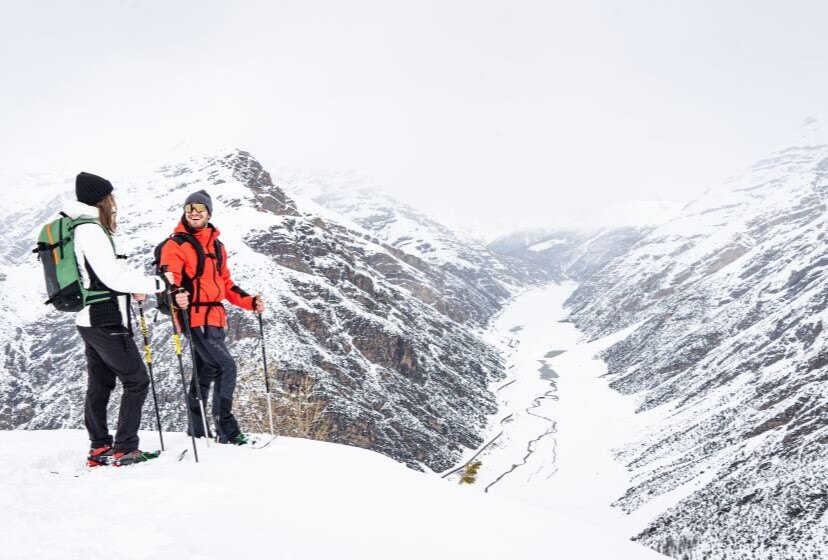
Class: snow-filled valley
447,284,663,534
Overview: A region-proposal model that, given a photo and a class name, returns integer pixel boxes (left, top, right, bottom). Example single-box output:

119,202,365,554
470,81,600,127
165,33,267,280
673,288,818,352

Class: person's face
184,202,210,229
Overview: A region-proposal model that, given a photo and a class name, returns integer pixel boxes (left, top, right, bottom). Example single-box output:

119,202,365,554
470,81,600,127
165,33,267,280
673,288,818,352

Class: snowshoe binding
112,449,161,467
215,432,250,445
232,433,250,446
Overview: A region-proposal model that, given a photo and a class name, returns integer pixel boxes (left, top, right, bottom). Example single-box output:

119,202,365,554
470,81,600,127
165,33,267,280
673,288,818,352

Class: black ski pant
186,326,241,442
78,325,149,453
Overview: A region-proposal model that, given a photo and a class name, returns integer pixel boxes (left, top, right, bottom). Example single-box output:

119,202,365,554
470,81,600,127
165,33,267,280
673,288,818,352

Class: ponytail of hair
97,194,117,234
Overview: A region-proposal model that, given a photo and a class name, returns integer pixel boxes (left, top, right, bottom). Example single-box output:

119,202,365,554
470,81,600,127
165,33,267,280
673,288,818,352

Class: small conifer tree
459,460,483,485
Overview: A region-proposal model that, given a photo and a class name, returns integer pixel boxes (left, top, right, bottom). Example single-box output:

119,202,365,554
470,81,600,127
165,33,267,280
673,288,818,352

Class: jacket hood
62,199,100,221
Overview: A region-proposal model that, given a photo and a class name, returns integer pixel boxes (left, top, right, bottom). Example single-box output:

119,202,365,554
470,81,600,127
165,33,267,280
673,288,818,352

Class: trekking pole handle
137,300,152,363
159,268,187,309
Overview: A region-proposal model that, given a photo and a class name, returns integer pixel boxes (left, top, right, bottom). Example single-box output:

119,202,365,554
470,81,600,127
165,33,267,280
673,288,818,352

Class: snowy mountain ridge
271,167,553,297
489,225,655,281
566,139,828,558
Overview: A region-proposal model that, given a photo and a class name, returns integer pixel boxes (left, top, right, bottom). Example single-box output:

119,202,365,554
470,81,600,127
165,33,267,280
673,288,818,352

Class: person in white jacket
67,172,174,467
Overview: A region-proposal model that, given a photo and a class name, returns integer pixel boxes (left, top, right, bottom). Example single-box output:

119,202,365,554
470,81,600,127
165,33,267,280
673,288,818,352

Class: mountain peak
774,116,828,151
796,115,824,145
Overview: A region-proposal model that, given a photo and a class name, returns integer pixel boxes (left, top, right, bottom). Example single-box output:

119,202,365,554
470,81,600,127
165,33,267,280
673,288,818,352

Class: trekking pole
177,297,212,447
162,280,200,462
257,311,275,435
135,299,165,451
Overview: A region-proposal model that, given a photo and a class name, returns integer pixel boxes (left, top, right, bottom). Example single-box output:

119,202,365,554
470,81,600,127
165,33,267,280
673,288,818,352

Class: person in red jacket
160,189,265,445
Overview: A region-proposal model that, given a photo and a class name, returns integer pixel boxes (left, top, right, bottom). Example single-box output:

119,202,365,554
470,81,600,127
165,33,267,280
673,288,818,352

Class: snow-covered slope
0,429,667,560
0,151,516,471
566,140,828,558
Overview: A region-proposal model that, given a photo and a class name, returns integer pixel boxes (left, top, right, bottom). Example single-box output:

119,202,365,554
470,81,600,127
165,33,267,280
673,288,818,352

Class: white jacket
62,200,164,328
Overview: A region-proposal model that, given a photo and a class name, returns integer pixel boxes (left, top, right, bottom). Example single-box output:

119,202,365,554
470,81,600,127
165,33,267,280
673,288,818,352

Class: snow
585,200,681,228
526,239,566,252
441,283,669,557
4,429,662,560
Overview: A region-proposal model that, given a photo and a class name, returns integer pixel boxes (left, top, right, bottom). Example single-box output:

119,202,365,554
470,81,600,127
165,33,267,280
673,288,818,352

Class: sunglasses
184,203,209,214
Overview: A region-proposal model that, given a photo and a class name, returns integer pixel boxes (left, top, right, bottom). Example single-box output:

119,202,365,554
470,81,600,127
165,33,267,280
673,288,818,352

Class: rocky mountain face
0,151,543,471
488,225,653,281
566,142,828,558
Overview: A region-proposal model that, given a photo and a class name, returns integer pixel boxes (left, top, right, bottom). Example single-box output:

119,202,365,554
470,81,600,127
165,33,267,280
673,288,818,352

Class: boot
87,444,116,467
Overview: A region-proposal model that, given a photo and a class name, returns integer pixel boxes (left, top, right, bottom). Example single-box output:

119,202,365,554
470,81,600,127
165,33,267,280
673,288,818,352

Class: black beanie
76,172,114,206
184,189,213,215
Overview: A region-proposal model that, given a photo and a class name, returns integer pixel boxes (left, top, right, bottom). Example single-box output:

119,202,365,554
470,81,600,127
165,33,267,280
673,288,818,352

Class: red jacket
159,220,254,328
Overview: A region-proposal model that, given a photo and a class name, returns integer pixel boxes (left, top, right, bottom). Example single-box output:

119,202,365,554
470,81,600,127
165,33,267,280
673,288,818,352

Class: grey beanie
184,189,213,215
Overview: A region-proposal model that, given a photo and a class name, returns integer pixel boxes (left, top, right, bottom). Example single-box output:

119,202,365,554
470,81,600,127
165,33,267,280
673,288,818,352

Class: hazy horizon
2,1,826,238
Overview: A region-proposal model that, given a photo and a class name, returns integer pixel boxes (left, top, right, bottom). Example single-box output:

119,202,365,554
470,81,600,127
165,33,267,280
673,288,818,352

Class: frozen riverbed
442,282,668,557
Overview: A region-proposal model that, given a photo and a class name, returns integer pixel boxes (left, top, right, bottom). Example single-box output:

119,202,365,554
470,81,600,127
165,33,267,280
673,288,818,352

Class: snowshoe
112,449,161,467
251,435,278,450
87,444,116,467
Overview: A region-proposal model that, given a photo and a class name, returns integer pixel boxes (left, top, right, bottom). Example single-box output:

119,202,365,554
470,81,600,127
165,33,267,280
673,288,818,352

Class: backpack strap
171,232,206,281
69,217,120,307
212,238,225,274
69,218,116,252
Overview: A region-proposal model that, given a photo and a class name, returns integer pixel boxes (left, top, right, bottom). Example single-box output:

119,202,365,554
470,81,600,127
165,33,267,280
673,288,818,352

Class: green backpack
33,213,117,312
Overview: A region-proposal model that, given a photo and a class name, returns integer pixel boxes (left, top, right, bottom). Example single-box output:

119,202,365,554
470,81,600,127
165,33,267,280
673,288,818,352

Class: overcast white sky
1,1,826,238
